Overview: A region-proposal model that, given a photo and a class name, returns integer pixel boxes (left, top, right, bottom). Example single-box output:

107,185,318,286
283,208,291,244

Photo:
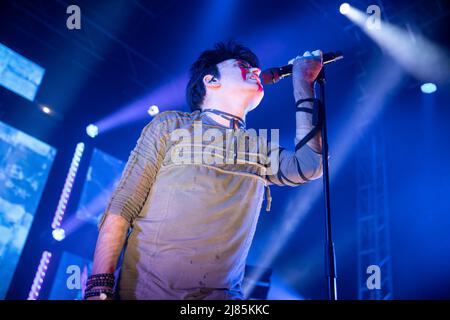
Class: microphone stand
315,68,337,300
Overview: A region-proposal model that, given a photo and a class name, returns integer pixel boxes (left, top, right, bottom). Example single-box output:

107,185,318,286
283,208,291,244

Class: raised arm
267,50,324,186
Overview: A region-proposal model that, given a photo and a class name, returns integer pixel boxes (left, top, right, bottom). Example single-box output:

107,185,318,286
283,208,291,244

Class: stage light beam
148,105,159,116
41,106,51,114
86,124,99,138
95,74,187,134
421,83,437,94
341,5,450,84
52,228,66,241
340,3,351,15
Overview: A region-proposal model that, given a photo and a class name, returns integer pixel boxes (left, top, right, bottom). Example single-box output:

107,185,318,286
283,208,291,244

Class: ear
203,74,221,89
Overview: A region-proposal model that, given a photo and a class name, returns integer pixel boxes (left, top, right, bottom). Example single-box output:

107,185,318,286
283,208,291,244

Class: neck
201,107,246,129
200,95,247,127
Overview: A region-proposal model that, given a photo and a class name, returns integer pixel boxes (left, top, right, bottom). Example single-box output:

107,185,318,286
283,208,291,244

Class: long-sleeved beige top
98,109,322,300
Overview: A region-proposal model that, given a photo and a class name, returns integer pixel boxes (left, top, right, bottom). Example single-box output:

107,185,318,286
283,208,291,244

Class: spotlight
52,228,65,241
340,3,350,15
421,82,437,94
86,124,99,138
148,105,159,116
41,105,51,114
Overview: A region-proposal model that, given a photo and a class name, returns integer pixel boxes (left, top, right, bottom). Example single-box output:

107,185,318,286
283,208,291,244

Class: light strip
51,142,85,229
27,251,52,300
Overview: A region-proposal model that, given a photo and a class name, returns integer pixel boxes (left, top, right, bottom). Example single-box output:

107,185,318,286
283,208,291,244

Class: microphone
261,51,343,85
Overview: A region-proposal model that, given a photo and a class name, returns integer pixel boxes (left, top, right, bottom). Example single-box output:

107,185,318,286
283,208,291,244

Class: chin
247,91,264,112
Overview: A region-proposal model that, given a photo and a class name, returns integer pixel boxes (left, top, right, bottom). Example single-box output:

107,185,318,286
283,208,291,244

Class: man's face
215,59,264,111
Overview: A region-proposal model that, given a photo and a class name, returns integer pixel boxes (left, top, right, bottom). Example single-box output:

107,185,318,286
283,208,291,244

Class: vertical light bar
51,142,85,229
27,251,52,300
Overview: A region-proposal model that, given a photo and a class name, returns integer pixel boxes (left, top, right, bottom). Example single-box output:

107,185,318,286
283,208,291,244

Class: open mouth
248,74,260,82
247,74,263,91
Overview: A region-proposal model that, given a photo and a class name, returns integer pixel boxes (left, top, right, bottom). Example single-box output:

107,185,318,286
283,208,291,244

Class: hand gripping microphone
261,51,343,85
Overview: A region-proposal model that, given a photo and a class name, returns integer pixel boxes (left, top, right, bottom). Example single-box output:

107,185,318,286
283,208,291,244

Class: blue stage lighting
41,106,51,114
148,105,159,116
0,43,45,102
86,124,99,138
421,82,437,94
340,3,350,15
52,228,66,241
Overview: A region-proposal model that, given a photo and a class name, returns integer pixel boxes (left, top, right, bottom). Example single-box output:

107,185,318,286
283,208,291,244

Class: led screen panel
0,121,56,299
48,251,92,300
0,42,45,101
76,149,125,226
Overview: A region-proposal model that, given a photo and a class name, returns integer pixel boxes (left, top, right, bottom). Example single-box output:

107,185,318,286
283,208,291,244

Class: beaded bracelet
87,273,115,281
84,288,114,300
86,274,114,285
86,283,114,290
84,273,115,299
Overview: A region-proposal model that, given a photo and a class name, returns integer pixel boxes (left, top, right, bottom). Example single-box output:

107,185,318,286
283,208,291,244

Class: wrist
84,273,115,300
294,81,314,100
84,288,114,300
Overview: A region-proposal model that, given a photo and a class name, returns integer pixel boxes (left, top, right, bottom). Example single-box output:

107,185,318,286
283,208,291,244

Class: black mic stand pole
315,67,338,300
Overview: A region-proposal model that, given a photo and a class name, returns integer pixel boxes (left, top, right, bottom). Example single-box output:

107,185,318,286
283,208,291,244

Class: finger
289,54,304,64
312,49,323,64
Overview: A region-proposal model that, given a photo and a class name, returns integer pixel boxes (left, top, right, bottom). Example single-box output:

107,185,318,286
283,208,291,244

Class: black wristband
295,98,319,108
296,98,322,127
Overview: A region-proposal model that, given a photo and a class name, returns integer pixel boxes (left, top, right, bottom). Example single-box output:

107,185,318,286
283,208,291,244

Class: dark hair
186,41,260,112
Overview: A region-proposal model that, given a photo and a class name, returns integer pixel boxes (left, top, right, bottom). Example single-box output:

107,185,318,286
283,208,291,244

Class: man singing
85,41,323,300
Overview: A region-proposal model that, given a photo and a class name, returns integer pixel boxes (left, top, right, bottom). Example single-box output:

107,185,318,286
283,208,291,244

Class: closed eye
237,61,253,69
